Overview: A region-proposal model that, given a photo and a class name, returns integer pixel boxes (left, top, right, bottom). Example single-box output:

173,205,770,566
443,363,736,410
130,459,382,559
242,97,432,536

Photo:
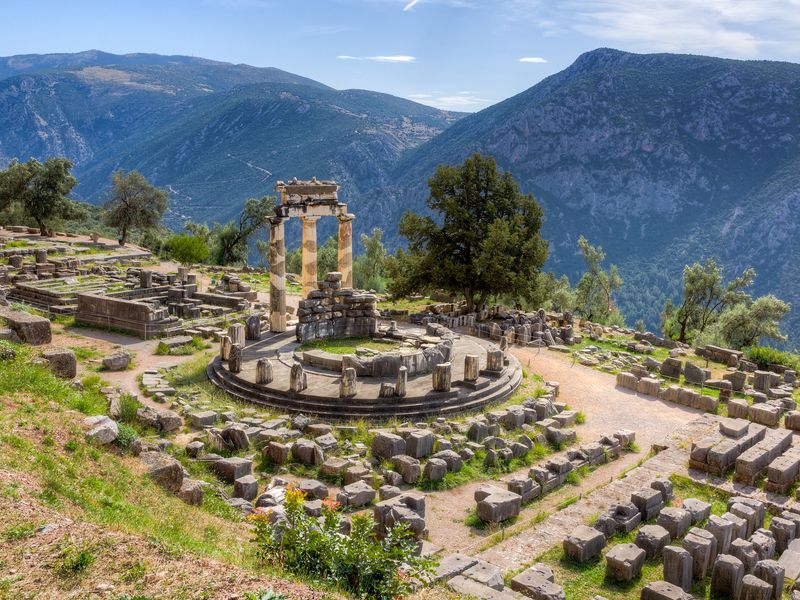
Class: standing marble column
269,217,286,332
301,215,319,298
337,213,354,289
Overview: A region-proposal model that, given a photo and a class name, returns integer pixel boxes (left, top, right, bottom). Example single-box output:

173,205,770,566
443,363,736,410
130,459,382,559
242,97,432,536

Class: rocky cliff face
384,48,800,344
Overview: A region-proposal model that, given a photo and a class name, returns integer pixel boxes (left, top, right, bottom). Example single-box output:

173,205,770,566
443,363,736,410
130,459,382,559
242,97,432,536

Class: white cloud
399,0,474,11
511,0,800,57
519,56,548,63
407,92,489,111
337,55,416,62
403,0,421,10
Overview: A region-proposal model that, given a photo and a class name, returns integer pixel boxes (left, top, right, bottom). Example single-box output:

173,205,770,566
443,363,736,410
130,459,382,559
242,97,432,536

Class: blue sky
3,0,800,111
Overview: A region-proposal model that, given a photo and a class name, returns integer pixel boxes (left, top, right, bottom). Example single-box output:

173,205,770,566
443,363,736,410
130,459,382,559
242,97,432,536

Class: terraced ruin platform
207,327,523,420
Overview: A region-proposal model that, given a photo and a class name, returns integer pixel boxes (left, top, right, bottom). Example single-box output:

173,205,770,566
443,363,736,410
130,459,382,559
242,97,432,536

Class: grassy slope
0,342,334,599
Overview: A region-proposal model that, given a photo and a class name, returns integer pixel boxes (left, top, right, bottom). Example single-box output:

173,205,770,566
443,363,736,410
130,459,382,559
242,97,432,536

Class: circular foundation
207,326,522,421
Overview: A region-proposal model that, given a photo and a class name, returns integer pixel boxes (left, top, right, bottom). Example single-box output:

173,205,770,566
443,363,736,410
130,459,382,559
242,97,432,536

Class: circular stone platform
207,325,522,421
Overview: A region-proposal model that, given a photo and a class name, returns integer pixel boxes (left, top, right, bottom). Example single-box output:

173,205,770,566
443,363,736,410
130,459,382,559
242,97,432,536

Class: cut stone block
658,507,692,540
631,487,665,521
605,543,645,582
662,545,692,592
753,559,784,600
563,525,606,563
635,524,670,559
683,498,712,524
683,527,718,581
640,581,693,600
711,554,745,600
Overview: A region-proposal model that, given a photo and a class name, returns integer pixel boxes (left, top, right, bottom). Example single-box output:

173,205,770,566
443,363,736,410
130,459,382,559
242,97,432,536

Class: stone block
631,487,665,521
141,451,184,492
462,560,503,590
476,490,521,523
297,479,328,500
740,574,772,600
729,398,750,419
640,581,692,600
42,347,77,379
212,457,252,483
750,529,776,561
176,478,203,505
509,568,565,599
406,429,435,458
434,553,478,581
683,498,712,524
650,478,674,504
635,524,670,559
711,554,745,599
683,528,717,580
753,559,784,600
749,404,781,427
423,458,447,482
394,455,421,484
292,438,324,465
658,508,692,540
662,545,692,592
336,480,376,508
731,503,761,538
723,511,749,540
769,517,795,554
731,538,759,574
706,515,734,555
605,543,645,582
563,525,606,563
0,308,51,344
233,475,258,501
372,432,406,460
264,441,290,465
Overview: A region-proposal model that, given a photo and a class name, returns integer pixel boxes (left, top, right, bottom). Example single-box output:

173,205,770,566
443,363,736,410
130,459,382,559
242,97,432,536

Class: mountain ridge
0,48,798,345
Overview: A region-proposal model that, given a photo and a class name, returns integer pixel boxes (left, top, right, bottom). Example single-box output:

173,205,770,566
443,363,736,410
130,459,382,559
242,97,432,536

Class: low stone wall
616,371,719,413
75,292,177,338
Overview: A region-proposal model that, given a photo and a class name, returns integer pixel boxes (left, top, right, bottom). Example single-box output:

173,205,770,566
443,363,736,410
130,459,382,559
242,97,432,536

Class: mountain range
0,49,798,346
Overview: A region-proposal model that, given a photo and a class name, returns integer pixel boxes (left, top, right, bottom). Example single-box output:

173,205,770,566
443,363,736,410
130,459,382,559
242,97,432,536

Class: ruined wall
295,272,379,343
75,292,177,338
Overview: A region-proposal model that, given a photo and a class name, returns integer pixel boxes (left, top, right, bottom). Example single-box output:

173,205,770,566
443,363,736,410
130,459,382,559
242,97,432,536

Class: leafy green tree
662,259,754,344
574,236,623,323
539,272,576,312
317,236,338,276
211,195,275,265
102,170,168,245
353,228,387,291
167,234,209,266
387,153,547,311
286,235,337,275
715,294,790,349
0,157,81,236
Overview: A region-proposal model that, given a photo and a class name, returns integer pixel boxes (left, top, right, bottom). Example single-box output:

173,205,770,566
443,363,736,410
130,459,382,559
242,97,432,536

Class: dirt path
422,345,707,554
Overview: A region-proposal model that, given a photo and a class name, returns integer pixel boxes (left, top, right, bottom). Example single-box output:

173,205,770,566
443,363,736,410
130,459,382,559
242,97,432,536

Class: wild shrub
117,393,141,424
249,486,434,599
746,346,799,370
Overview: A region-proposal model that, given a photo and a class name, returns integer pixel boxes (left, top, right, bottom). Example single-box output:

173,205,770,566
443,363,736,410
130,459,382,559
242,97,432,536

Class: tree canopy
387,153,548,311
102,170,168,245
0,157,82,235
167,234,209,266
353,228,388,292
662,259,790,349
574,236,623,323
211,195,275,266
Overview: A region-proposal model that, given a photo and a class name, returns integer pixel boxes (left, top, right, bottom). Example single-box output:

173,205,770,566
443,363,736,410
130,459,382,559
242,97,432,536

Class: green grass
2,520,38,541
297,336,401,355
69,346,103,362
0,341,256,569
377,296,433,314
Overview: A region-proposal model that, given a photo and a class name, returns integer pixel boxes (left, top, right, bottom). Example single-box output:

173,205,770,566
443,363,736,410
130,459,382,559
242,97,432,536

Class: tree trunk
120,226,127,246
678,318,688,344
37,218,47,237
464,288,475,313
